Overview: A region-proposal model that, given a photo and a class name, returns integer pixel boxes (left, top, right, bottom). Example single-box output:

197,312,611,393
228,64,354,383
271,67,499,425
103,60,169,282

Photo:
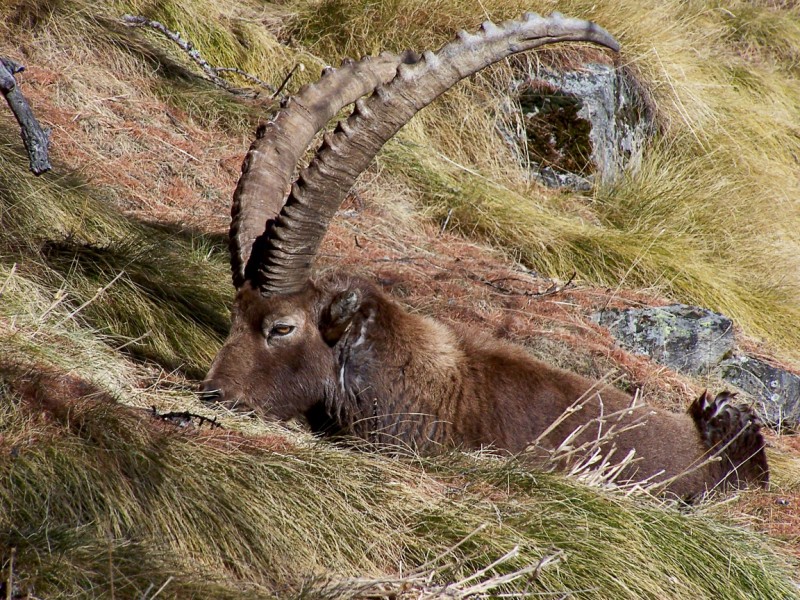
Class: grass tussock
287,0,800,356
0,127,231,377
1,0,800,596
378,133,800,347
718,1,800,72
1,374,798,599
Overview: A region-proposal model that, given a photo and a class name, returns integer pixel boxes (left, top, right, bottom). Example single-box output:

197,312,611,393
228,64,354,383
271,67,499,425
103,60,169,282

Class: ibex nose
199,381,224,404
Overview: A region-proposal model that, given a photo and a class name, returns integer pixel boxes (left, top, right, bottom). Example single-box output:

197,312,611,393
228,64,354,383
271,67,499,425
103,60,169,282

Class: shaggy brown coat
203,273,769,498
203,12,769,500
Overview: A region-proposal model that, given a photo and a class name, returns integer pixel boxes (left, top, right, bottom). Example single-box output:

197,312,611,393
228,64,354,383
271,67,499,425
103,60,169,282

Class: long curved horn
229,51,420,288
249,12,620,294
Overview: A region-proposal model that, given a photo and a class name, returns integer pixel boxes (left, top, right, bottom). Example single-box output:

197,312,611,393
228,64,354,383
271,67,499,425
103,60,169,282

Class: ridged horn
229,50,420,289
250,13,619,294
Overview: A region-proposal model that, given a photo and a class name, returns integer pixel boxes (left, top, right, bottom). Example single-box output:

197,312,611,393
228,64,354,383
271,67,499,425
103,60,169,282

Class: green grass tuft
285,0,800,355
0,127,230,377
1,384,797,599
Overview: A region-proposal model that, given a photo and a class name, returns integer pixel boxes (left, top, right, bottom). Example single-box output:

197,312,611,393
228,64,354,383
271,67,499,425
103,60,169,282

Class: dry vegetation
2,0,800,597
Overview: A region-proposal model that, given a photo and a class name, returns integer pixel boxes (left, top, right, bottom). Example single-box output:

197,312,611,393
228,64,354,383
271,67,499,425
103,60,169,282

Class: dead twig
3,547,15,600
0,57,51,175
121,15,284,98
272,62,305,99
313,528,568,599
215,66,275,93
122,15,234,90
52,271,125,329
142,576,173,600
150,406,222,429
439,208,454,235
361,250,574,301
469,271,576,299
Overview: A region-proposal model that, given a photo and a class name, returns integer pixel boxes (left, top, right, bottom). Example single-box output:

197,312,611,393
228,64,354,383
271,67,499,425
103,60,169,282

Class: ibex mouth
198,388,223,404
198,383,256,415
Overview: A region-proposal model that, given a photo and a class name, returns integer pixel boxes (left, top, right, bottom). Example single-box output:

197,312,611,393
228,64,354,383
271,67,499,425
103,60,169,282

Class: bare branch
467,270,577,298
150,406,222,429
214,66,276,94
0,57,51,175
121,15,230,88
271,62,304,99
121,15,280,96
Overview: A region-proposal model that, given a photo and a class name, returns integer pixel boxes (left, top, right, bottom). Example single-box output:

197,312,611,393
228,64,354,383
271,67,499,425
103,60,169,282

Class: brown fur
202,272,769,499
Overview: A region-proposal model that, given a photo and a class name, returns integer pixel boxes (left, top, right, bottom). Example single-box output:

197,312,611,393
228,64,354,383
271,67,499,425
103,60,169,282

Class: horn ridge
254,13,619,294
229,51,416,289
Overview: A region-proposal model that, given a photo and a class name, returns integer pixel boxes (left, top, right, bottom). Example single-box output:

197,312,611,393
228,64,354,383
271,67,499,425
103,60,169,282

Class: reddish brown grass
4,24,800,559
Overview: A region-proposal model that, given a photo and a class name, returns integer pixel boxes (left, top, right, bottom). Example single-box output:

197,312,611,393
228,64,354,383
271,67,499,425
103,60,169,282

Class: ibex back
201,13,769,499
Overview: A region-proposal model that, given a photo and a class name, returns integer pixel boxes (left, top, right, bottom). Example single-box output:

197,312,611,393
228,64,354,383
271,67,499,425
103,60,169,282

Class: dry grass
1,0,800,597
287,0,800,357
1,373,798,599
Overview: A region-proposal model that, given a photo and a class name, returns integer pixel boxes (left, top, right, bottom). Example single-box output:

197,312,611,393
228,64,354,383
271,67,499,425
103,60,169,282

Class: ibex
201,13,769,498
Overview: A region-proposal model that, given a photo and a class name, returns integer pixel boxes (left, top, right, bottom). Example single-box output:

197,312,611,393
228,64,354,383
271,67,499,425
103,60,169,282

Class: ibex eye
270,324,295,337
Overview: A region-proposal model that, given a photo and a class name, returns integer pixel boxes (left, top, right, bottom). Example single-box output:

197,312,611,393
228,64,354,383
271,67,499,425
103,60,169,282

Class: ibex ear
321,288,362,345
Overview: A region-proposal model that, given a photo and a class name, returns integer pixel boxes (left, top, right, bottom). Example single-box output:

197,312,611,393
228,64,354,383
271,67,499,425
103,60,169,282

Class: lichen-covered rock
720,355,800,428
499,63,653,189
593,305,735,375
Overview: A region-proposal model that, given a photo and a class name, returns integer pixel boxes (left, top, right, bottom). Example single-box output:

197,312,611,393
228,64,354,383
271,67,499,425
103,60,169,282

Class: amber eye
269,324,295,337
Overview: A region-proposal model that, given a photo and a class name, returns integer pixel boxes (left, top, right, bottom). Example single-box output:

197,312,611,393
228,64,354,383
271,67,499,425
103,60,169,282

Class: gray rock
593,305,735,375
719,355,800,428
593,303,800,429
498,63,653,189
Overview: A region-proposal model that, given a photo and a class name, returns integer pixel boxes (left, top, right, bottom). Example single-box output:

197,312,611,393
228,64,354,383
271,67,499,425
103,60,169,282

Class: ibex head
202,282,328,417
202,276,366,420
201,13,620,421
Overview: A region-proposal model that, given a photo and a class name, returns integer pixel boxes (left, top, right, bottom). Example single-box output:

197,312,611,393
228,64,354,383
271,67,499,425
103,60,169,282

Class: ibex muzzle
202,13,769,498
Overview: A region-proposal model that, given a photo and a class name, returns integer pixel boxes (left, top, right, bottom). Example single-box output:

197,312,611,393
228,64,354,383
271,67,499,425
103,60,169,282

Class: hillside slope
1,0,800,597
